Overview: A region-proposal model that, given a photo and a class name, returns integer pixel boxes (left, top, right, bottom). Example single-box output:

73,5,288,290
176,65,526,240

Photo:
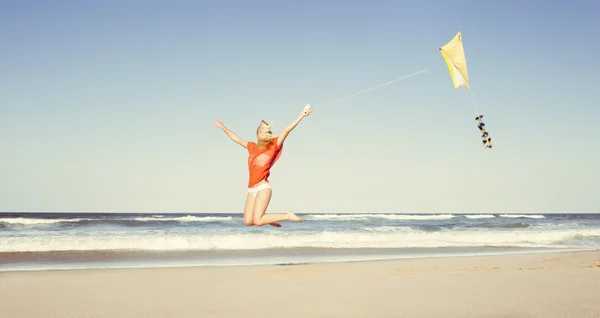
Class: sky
1,0,599,213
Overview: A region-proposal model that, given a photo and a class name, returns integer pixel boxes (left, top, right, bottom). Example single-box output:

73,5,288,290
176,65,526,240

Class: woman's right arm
214,120,248,149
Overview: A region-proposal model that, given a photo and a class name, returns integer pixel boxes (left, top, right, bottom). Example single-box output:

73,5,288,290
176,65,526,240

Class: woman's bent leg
252,188,302,226
243,193,255,226
244,192,281,227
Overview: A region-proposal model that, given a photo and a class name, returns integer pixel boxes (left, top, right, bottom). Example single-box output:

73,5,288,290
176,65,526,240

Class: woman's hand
213,120,224,129
302,104,313,117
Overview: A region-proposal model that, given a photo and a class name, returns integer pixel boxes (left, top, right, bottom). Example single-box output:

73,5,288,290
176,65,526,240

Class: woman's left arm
277,104,313,147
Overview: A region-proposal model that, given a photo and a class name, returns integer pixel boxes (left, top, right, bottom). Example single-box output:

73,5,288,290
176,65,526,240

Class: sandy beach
1,250,599,318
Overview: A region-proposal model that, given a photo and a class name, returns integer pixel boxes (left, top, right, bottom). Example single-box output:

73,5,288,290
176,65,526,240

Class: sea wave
307,214,456,221
2,228,598,252
0,218,84,225
0,215,234,227
464,214,496,219
133,216,233,222
499,214,545,219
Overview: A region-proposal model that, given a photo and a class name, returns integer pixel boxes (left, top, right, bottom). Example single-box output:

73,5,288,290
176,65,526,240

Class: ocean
1,212,599,272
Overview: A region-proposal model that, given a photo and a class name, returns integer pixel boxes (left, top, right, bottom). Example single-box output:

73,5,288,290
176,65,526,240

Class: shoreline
1,250,599,317
0,247,600,273
2,246,597,273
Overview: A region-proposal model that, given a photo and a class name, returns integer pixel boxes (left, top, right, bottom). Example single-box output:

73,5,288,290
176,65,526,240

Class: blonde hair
256,120,275,148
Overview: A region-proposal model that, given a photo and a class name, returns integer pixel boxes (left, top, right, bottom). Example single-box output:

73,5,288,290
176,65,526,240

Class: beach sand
1,251,599,318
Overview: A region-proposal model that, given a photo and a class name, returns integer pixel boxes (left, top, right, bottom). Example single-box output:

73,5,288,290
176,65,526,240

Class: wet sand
1,250,599,317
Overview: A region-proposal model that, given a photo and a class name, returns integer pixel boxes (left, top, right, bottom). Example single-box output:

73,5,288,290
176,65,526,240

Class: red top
247,137,284,187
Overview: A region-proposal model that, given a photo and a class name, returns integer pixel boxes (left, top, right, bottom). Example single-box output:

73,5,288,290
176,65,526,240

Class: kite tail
470,89,493,149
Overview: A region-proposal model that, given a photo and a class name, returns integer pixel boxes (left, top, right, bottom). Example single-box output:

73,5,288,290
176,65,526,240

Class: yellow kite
439,32,470,90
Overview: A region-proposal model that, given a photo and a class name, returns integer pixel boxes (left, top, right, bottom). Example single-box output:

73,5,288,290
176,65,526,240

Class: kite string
468,89,480,115
314,69,429,110
426,67,481,116
314,49,444,110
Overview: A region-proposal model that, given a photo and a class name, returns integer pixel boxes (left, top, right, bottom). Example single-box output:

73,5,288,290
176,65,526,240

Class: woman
214,104,313,227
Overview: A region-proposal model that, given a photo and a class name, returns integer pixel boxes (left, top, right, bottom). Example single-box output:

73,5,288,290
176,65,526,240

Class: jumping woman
214,104,313,227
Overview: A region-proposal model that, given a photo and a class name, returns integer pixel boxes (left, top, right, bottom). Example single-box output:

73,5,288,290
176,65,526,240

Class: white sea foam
531,222,583,229
133,215,233,222
500,214,545,219
362,226,414,232
0,218,83,225
2,227,598,253
308,214,456,221
464,214,496,219
0,215,233,225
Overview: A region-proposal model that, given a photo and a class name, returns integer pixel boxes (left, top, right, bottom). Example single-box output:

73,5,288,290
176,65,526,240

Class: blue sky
1,0,599,213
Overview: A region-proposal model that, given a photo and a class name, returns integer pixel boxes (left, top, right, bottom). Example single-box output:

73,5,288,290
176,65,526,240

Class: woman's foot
286,211,303,222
